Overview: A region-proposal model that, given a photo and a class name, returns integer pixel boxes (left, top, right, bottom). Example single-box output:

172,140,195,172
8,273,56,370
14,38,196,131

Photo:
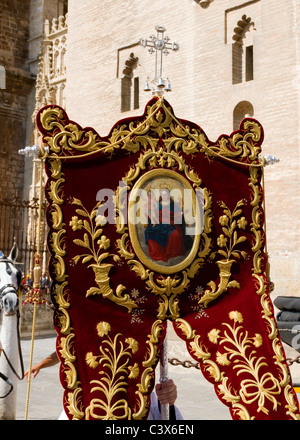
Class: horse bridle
0,284,19,310
0,258,24,397
0,257,20,308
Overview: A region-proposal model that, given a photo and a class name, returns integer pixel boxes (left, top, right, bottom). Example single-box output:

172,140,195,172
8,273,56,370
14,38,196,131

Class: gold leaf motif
51,204,65,230
204,360,223,382
64,361,79,389
175,318,196,340
66,388,85,420
143,320,164,368
189,335,211,361
39,106,64,131
128,363,140,379
51,229,66,256
53,281,70,308
58,307,71,335
53,255,66,282
218,377,240,404
59,334,76,363
231,403,253,420
49,178,65,204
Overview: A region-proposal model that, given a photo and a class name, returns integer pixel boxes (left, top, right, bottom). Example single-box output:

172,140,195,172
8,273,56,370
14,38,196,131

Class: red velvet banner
37,97,300,420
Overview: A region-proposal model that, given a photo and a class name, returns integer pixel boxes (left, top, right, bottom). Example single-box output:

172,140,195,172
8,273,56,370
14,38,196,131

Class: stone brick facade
0,0,62,334
0,0,35,199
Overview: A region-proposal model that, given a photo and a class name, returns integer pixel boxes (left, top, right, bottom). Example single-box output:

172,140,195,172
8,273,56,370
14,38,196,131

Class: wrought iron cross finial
140,25,179,96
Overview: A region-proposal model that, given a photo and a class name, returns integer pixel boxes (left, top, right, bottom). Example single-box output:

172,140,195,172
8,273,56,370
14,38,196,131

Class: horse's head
0,244,22,316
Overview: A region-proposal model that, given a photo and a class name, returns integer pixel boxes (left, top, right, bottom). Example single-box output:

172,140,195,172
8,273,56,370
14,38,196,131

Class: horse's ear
8,242,18,263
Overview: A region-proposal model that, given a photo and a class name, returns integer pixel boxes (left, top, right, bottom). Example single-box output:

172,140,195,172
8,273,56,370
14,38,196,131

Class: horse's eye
6,265,12,276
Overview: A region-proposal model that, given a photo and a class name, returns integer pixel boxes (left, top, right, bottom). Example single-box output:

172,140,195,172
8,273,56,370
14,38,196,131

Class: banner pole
23,157,46,419
159,331,169,420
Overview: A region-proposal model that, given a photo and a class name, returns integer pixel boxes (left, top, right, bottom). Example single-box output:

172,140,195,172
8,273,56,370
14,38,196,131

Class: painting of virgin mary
144,188,192,263
128,169,201,274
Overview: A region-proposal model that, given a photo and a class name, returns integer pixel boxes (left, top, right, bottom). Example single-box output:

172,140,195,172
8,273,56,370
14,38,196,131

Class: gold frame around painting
128,169,202,275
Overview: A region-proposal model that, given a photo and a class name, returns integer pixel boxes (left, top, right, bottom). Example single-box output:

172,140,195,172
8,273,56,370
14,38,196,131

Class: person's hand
24,365,40,381
155,379,177,406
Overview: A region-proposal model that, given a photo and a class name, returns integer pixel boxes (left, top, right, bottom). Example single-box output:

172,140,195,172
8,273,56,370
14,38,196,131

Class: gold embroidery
210,311,281,415
180,307,298,419
70,198,137,312
132,320,164,420
284,385,300,420
65,388,84,420
200,200,248,307
47,156,72,342
249,168,300,419
39,99,264,168
58,334,79,390
84,321,139,420
231,403,253,420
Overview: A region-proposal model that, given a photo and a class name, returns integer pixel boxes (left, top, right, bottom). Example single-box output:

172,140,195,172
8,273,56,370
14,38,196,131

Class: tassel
23,254,46,306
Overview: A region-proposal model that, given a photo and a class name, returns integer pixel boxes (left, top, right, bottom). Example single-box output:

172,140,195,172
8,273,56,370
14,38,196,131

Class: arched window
121,53,139,112
233,101,254,131
232,15,255,85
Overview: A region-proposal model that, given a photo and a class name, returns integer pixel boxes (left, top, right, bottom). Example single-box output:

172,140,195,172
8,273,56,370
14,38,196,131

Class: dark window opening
232,43,243,85
246,45,254,81
121,77,131,112
134,77,139,110
57,0,68,18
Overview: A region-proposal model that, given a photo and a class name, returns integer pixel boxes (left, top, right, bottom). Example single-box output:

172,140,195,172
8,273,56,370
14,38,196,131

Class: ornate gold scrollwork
39,99,263,165
58,334,79,390
248,167,299,419
133,319,165,420
65,388,85,420
178,310,297,419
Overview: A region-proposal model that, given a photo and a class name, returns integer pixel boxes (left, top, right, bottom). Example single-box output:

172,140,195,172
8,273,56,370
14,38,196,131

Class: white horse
0,244,24,419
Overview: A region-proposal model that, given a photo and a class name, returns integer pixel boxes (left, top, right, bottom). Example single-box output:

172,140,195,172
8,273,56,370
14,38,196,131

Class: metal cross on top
140,25,179,96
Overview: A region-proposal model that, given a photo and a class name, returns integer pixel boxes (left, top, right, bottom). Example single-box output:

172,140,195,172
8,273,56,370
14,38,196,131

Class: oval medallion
128,169,202,274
